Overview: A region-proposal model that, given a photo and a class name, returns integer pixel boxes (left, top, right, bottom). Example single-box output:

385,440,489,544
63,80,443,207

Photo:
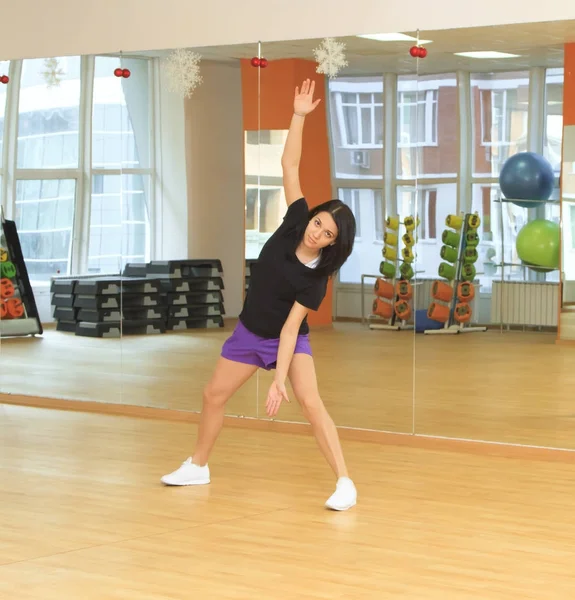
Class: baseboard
3,393,575,464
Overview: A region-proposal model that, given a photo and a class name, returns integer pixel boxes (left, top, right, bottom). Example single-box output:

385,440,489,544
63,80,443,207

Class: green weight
1,261,16,279
440,245,459,263
402,233,415,247
442,230,461,248
461,264,476,282
465,230,480,247
379,261,396,279
438,262,456,280
400,262,414,280
463,247,478,264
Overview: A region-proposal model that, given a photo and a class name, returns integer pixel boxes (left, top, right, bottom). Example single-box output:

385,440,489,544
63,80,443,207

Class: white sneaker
325,477,357,511
161,457,210,486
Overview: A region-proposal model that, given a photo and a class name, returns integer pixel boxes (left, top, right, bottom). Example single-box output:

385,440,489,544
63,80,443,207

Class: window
544,68,564,175
337,188,383,284
396,76,442,180
471,71,529,177
0,54,156,283
89,56,152,273
17,57,82,169
328,77,384,179
14,179,76,281
398,90,438,146
244,130,288,259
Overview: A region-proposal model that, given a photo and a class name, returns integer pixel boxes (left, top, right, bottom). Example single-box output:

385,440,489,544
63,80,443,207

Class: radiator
491,281,559,327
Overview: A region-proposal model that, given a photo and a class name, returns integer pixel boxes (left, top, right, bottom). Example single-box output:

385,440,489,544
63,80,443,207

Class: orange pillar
241,58,333,328
563,44,575,127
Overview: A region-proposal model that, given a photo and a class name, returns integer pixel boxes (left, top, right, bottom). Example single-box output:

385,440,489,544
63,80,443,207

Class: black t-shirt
239,198,329,339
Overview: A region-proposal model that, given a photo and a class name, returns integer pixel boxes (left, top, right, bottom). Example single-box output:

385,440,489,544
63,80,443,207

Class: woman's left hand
266,380,290,418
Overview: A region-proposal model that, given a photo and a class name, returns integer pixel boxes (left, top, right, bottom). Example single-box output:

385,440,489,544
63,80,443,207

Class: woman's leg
193,356,259,465
161,356,258,485
288,353,356,510
288,353,349,479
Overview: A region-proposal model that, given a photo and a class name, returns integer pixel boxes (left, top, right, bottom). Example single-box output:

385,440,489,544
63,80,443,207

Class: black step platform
166,316,224,331
75,319,167,338
50,258,227,336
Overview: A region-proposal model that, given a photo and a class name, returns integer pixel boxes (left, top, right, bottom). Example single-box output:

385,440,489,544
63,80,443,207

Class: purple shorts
221,320,312,370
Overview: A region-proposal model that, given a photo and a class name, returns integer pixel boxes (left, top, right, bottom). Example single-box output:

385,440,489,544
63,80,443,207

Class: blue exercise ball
499,152,555,209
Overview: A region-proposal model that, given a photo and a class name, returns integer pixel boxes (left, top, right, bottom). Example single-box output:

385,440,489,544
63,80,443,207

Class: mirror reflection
0,54,125,402
412,23,573,449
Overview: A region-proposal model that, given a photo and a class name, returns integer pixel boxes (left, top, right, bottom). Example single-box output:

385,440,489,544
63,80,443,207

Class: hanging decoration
41,58,65,88
0,75,9,85
164,48,203,98
114,68,131,78
250,56,268,68
313,37,348,78
409,46,428,58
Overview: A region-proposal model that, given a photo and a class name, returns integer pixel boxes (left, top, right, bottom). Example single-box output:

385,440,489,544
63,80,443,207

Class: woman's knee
202,382,229,408
299,394,326,420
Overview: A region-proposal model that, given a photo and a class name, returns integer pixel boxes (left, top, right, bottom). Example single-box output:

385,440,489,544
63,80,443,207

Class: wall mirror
410,22,574,449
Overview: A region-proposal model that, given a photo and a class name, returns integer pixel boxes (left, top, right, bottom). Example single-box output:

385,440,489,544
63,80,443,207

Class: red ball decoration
418,47,428,58
122,68,131,78
250,57,261,67
409,46,419,58
114,68,123,77
259,57,268,68
0,75,9,84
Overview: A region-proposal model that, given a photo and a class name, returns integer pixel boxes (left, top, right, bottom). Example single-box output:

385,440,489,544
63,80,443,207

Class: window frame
0,54,157,284
327,67,564,303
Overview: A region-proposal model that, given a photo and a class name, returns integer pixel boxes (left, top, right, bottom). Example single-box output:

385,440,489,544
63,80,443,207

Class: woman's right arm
281,79,321,206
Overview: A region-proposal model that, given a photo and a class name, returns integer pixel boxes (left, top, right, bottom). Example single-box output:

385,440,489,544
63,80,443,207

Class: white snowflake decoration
164,49,203,98
41,58,65,88
313,38,348,78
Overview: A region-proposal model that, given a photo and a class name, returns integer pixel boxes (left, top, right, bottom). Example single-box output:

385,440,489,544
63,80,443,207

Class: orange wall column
241,58,333,328
563,44,575,127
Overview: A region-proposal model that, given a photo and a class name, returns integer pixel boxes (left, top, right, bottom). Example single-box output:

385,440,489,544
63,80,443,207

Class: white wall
185,61,245,317
1,0,574,60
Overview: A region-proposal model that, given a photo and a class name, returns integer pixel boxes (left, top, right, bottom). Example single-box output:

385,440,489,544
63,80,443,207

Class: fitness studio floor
1,405,575,598
1,320,574,448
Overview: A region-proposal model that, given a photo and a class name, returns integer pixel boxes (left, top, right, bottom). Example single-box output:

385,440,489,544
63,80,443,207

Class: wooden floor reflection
1,320,574,448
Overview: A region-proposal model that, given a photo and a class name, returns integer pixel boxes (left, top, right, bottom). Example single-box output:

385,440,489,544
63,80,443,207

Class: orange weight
372,297,393,319
454,302,472,323
396,279,413,300
428,302,450,323
395,300,412,321
0,277,15,299
431,280,454,303
0,299,7,319
374,277,394,300
457,282,475,302
5,297,24,318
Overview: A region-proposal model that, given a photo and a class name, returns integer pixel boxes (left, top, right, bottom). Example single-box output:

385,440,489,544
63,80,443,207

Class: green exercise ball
515,219,560,272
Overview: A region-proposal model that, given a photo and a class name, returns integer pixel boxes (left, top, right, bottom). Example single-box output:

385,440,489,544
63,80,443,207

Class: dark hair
296,199,356,277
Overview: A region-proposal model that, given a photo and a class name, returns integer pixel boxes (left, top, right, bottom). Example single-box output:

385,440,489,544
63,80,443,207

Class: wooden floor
1,405,575,599
1,321,574,449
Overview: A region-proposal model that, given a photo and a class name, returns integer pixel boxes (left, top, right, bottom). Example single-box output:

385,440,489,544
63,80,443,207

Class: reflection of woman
161,80,358,511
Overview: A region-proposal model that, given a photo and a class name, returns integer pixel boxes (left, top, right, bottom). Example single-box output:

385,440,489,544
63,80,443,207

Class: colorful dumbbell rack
425,212,486,335
369,214,418,331
0,210,43,337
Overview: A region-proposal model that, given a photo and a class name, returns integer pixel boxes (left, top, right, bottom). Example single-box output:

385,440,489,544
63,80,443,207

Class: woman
161,79,358,511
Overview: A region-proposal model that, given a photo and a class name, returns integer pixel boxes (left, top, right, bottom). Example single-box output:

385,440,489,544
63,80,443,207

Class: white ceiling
141,19,575,75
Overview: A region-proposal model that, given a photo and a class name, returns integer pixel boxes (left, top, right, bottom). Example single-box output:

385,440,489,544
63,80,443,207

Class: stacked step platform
51,259,225,338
